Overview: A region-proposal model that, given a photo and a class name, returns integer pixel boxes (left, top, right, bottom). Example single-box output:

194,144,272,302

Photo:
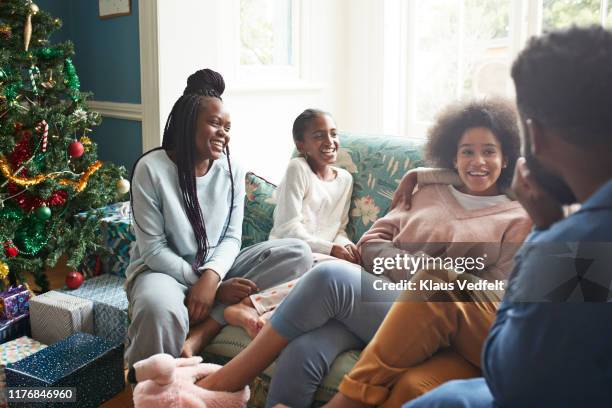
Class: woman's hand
186,269,219,324
512,157,564,228
344,244,362,265
331,244,360,264
216,278,258,305
391,169,418,210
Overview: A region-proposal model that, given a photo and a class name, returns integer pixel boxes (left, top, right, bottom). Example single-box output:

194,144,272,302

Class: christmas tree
0,0,127,291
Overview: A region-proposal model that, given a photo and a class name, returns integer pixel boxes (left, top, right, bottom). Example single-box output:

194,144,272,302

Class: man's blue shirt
483,179,612,406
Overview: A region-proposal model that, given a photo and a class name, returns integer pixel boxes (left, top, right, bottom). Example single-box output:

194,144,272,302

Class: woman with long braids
124,69,312,371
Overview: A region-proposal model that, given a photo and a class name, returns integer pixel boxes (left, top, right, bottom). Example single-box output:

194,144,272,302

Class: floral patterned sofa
203,133,424,407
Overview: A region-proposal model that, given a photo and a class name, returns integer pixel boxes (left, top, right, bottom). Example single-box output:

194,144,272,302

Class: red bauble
65,271,84,289
68,141,84,158
5,246,18,258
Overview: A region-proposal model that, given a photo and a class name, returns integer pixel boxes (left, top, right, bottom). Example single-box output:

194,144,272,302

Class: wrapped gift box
0,285,31,321
0,315,31,345
60,275,128,346
29,291,93,345
0,336,46,406
5,332,124,408
76,202,134,279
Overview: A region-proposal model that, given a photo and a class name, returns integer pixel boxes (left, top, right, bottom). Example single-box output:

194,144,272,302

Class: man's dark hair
512,25,612,147
424,98,520,189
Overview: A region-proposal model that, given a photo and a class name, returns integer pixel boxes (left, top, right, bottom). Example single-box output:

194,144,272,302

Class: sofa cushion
202,325,360,407
293,133,424,243
242,172,277,249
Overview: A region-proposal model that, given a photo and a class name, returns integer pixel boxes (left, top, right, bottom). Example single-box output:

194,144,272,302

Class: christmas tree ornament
80,136,92,145
0,24,11,40
35,204,51,220
36,47,62,59
48,190,68,206
40,69,56,89
28,66,40,95
63,58,80,99
0,262,9,280
35,120,48,152
68,140,84,158
65,271,84,289
4,241,18,258
72,108,87,122
116,178,130,194
23,2,40,52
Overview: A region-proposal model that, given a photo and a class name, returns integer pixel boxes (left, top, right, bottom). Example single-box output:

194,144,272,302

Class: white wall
156,0,350,183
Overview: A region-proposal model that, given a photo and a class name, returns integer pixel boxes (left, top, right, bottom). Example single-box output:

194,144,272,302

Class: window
542,0,605,31
239,0,298,79
395,0,612,137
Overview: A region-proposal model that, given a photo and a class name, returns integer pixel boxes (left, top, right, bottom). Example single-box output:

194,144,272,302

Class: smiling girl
223,109,359,337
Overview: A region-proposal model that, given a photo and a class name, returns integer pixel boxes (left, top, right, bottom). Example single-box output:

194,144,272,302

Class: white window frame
236,0,302,83
388,0,610,139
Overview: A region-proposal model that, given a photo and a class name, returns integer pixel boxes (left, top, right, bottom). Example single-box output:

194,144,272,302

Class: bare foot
224,302,265,339
181,338,196,358
181,317,223,358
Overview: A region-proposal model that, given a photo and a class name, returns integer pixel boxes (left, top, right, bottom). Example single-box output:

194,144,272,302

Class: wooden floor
40,258,134,408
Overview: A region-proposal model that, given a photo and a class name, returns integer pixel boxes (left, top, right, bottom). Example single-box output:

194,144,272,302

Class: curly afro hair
424,98,520,189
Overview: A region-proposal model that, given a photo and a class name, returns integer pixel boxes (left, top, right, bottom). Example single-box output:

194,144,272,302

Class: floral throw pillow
241,172,277,248
332,133,425,242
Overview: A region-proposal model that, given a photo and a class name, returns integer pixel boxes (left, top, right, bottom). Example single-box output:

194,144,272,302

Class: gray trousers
265,260,397,408
125,238,312,367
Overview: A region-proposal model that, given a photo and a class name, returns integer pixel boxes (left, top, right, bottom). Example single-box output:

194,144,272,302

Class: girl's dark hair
424,98,520,189
130,69,235,273
292,108,333,142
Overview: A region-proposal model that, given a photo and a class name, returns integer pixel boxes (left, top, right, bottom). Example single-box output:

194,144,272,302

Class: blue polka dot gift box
5,332,124,408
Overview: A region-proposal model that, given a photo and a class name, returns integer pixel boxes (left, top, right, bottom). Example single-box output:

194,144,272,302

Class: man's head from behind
511,26,612,203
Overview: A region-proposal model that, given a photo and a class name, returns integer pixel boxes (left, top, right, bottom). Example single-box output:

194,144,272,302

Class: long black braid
130,69,235,274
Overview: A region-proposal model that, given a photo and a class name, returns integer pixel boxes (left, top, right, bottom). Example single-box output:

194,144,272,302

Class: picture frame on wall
98,0,131,19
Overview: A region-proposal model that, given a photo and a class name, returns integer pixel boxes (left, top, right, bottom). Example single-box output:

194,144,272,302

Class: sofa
202,133,424,407
83,133,425,407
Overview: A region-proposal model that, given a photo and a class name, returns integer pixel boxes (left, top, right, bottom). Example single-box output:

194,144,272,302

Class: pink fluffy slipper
133,354,250,408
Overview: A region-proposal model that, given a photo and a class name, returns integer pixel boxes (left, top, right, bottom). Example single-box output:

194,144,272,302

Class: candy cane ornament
36,120,49,152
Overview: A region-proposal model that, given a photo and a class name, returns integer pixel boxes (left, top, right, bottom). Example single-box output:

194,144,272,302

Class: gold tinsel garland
0,156,102,192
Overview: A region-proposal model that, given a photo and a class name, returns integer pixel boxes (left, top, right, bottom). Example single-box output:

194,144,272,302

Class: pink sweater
357,184,532,282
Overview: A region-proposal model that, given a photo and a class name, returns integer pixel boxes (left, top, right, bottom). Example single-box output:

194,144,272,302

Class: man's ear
526,118,546,156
